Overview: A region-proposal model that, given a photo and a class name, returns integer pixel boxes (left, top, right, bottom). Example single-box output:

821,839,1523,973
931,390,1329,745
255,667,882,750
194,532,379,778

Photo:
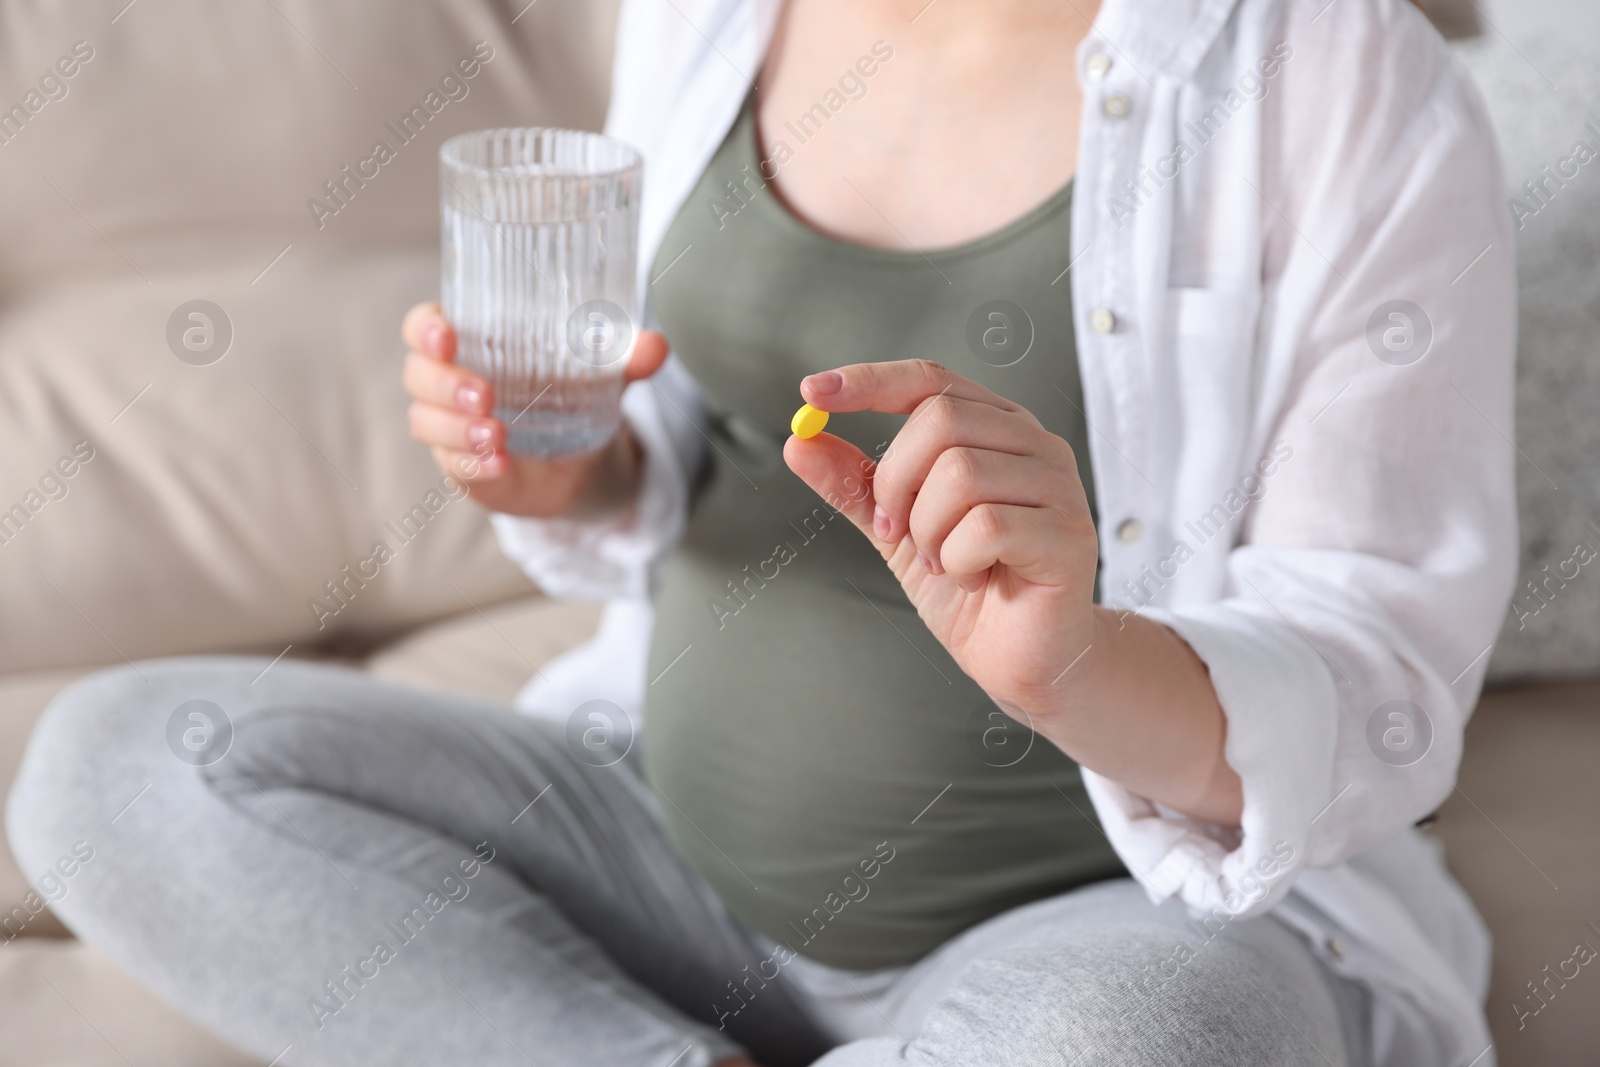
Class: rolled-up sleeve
1085,4,1518,919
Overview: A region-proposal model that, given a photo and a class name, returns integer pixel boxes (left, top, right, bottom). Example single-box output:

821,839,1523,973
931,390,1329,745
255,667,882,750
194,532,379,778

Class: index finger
799,358,1019,415
401,301,457,362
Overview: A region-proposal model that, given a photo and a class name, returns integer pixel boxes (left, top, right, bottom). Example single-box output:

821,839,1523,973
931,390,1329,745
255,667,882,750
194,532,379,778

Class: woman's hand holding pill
784,359,1242,825
784,360,1099,707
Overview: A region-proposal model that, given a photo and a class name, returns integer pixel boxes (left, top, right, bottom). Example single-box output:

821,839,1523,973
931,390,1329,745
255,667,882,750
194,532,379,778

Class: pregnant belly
643,549,1125,970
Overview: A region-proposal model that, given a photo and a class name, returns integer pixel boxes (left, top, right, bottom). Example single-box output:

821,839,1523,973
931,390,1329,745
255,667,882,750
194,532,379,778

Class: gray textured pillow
1455,3,1600,681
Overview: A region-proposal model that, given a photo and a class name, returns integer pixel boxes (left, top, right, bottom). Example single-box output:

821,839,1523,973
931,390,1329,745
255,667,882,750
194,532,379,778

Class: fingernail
467,422,494,446
426,322,445,354
917,553,936,574
873,505,891,540
457,382,485,411
805,371,844,395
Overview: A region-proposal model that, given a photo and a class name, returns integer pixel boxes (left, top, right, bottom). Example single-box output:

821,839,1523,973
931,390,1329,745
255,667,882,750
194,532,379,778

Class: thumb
782,432,896,560
624,329,669,383
402,301,458,363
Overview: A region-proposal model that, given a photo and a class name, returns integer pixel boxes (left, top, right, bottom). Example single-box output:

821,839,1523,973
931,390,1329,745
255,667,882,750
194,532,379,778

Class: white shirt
492,0,1517,1063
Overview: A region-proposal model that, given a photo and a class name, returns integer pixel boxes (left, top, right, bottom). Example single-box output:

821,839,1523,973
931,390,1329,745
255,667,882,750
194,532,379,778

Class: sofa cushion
0,0,619,673
0,938,261,1067
1434,679,1600,1066
365,594,603,703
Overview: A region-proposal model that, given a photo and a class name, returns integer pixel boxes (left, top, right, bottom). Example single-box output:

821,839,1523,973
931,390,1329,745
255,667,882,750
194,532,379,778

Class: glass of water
440,128,642,457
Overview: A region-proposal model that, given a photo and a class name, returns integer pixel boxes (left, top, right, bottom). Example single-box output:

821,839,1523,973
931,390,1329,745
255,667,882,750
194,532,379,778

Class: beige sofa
0,1,1594,1065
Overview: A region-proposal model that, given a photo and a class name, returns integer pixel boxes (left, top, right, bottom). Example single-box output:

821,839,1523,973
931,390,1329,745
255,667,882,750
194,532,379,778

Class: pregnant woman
9,0,1514,1064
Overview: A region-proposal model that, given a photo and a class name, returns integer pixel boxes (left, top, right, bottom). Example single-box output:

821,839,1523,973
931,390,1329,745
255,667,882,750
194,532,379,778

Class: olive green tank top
643,91,1124,970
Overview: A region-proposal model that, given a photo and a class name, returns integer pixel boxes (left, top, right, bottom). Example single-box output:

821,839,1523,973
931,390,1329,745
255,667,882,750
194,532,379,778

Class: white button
1326,937,1346,961
1103,93,1131,119
1090,308,1117,334
1116,518,1143,543
1085,53,1112,82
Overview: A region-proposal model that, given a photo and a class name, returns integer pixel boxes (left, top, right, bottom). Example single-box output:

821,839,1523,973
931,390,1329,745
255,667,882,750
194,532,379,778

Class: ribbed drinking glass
440,128,642,457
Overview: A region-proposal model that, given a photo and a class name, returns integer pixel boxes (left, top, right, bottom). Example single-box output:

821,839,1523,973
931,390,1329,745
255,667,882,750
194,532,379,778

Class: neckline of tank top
738,90,1077,266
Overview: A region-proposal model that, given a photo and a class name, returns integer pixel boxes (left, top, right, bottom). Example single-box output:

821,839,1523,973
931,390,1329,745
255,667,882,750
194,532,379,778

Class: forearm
1030,607,1243,828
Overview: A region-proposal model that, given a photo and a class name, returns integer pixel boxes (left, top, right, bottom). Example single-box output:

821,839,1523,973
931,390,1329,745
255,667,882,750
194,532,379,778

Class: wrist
1012,605,1115,728
561,422,643,519
1024,606,1243,827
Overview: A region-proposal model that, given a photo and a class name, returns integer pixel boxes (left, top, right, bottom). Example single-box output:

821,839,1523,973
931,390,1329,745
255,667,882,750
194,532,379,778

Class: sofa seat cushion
1433,680,1600,1066
364,594,603,704
0,938,261,1067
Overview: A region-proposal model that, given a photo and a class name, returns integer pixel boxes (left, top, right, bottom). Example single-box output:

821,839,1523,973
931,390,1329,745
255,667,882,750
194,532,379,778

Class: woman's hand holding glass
400,302,667,518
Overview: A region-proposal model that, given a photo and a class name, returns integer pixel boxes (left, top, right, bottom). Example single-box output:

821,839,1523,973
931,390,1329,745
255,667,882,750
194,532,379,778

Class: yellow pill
791,403,829,439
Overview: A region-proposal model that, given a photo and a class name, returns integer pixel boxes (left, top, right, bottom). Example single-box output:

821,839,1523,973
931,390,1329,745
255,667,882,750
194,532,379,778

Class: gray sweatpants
8,658,1366,1067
